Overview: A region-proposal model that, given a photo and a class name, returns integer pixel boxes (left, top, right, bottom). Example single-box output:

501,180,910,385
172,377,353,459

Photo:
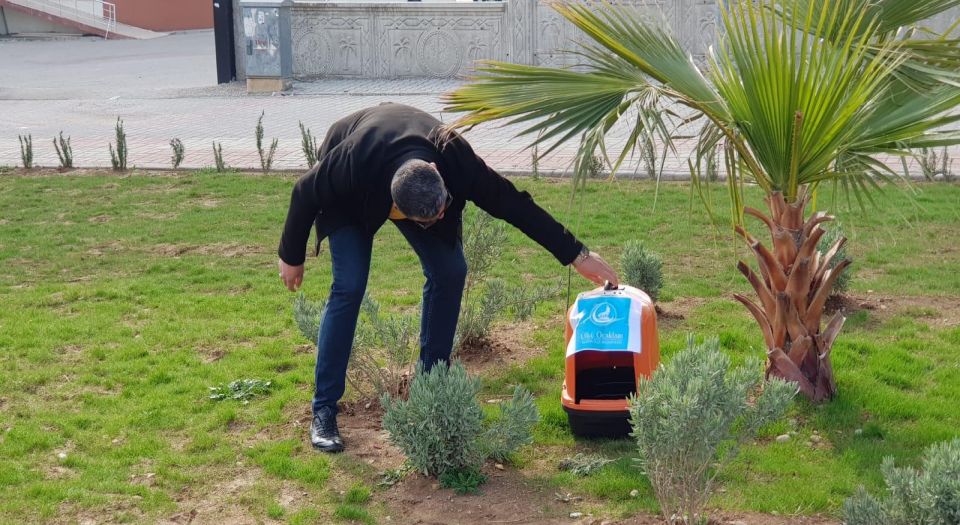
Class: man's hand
279,259,304,292
573,251,619,287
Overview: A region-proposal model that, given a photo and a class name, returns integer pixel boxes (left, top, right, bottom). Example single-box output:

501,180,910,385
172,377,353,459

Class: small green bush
918,147,955,182
621,240,664,302
169,138,185,169
844,438,960,525
293,292,325,345
256,111,278,172
348,295,419,401
456,206,557,350
382,362,485,477
629,336,795,525
817,221,852,296
482,386,539,463
381,362,538,480
109,117,127,171
299,121,318,168
54,131,73,169
212,141,227,172
18,134,33,169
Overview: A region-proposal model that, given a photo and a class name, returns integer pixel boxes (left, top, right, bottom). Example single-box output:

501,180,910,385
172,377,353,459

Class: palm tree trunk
733,189,850,403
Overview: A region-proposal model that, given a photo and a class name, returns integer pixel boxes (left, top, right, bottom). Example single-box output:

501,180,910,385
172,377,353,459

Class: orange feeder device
561,284,660,437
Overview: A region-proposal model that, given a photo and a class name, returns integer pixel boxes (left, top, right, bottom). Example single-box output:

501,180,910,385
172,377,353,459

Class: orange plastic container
561,284,660,437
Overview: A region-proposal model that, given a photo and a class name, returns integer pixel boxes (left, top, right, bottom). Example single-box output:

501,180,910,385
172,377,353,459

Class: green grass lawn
1,171,958,523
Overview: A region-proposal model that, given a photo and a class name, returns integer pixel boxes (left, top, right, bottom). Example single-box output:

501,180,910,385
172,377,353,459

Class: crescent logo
588,302,619,326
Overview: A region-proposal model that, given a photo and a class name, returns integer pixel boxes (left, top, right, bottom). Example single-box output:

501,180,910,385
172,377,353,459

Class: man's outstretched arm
444,134,618,286
277,144,355,291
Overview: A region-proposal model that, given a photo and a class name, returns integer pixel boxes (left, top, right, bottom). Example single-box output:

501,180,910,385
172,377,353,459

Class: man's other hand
573,251,619,287
279,259,304,292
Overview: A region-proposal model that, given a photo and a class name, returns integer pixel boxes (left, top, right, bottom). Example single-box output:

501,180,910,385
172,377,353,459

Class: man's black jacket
278,103,583,266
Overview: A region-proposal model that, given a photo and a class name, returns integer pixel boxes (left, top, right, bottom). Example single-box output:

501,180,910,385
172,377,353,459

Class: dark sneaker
310,406,344,453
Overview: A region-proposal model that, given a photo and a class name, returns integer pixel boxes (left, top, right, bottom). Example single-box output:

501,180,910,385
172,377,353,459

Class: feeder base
564,407,631,439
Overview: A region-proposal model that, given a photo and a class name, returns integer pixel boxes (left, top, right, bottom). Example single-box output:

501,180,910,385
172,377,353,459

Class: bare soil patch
825,292,960,328
150,243,265,258
457,321,548,375
377,469,574,525
160,469,266,525
656,296,709,330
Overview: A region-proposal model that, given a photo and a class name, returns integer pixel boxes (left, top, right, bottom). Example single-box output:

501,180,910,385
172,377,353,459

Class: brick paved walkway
0,35,954,179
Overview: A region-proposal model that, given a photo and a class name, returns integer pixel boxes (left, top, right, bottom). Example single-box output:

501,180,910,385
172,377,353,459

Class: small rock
880,304,888,310
806,441,814,447
854,428,864,436
570,512,583,519
811,434,822,443
776,434,791,443
867,289,874,294
57,452,67,460
364,402,372,409
486,399,498,404
728,521,748,525
431,483,440,491
111,438,121,444
495,463,505,471
145,472,155,479
601,521,614,525
629,489,640,498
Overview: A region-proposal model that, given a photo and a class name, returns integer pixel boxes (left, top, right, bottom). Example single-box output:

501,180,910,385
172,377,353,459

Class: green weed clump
629,336,795,525
382,363,537,485
256,111,278,172
299,121,318,168
621,240,664,301
208,379,272,404
54,132,73,169
439,467,487,495
559,453,614,477
18,134,32,169
844,438,960,525
169,138,185,169
109,117,127,171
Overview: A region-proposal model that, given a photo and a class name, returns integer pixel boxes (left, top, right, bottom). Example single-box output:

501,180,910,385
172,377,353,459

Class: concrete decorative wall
237,0,960,80
290,2,506,78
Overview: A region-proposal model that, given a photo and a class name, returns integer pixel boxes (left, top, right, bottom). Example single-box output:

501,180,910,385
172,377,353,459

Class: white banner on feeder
566,286,648,357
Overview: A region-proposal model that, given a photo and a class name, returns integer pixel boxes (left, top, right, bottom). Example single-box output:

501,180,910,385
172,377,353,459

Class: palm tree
445,0,960,402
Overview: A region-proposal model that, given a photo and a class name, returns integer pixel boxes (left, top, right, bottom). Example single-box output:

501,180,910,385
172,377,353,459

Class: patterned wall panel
292,10,372,77
282,1,960,80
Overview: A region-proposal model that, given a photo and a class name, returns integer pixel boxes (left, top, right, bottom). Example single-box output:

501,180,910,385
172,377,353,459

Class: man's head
391,159,449,224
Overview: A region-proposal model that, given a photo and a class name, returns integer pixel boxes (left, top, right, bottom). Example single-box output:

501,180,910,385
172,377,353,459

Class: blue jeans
312,221,467,415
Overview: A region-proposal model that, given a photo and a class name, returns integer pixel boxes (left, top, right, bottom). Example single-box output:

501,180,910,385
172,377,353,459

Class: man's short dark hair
391,159,445,219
